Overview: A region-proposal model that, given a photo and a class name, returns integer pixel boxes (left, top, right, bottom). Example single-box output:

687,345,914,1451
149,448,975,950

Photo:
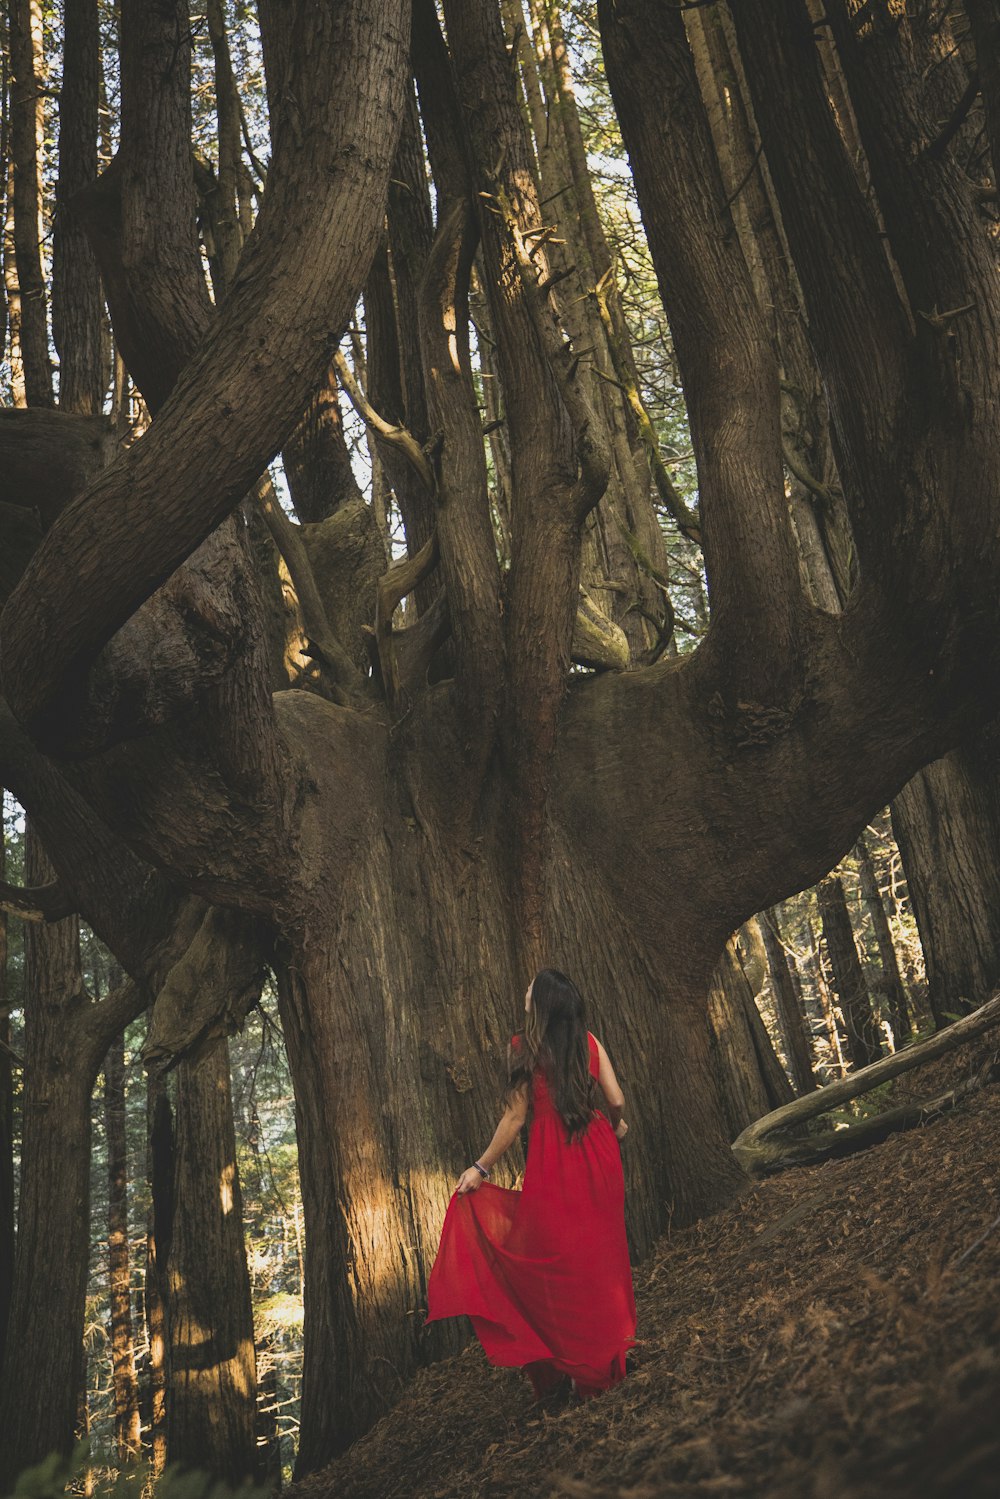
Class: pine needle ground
295,1049,1000,1499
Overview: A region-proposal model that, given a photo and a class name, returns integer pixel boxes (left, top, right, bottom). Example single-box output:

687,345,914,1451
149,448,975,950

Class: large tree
2,0,1000,1475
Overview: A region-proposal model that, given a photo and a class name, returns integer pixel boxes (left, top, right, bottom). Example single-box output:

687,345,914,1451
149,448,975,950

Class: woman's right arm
595,1038,628,1138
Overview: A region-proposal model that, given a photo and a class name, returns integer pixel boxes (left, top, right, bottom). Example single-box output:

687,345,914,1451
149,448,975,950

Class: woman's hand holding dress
455,1167,486,1195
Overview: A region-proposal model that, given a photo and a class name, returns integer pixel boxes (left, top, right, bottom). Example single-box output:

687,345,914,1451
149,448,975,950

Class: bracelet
472,1161,490,1179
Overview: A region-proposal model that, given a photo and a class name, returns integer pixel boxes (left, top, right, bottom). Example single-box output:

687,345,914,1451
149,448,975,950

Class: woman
425,969,636,1401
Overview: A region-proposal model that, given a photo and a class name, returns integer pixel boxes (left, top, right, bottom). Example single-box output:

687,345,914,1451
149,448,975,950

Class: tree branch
598,0,803,701
2,0,410,756
255,476,364,703
333,349,436,495
0,878,75,923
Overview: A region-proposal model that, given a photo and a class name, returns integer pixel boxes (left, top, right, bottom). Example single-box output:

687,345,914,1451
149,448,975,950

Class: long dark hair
505,969,597,1142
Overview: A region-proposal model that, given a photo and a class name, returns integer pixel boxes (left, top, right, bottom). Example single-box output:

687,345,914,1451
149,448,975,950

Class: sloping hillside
297,1053,1000,1499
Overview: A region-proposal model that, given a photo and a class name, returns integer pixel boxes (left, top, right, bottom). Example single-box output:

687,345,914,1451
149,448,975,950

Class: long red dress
425,1032,636,1395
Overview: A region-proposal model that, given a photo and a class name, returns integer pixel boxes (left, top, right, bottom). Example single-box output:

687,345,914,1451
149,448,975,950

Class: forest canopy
1,0,1000,1488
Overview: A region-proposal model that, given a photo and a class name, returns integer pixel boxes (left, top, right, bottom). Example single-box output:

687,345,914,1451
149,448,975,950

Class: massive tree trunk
155,1042,259,1482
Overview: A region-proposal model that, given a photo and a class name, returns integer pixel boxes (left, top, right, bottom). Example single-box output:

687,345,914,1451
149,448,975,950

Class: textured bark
891,733,1000,1025
7,0,53,406
156,1042,259,1482
758,909,818,1093
105,1027,142,1464
818,875,881,1072
53,0,105,414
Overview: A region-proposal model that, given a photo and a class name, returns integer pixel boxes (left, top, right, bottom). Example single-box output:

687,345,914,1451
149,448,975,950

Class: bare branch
333,350,436,495
255,477,364,702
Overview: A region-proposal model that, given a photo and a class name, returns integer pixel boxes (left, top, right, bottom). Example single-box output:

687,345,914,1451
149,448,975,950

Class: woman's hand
614,1119,629,1141
455,1167,486,1195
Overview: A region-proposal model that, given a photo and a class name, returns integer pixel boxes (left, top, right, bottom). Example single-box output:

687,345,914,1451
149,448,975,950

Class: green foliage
4,1443,272,1499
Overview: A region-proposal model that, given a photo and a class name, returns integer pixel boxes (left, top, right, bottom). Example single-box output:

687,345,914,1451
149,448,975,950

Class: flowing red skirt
425,1034,636,1394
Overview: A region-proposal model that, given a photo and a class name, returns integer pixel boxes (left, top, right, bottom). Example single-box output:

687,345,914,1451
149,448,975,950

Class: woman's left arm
455,1086,529,1193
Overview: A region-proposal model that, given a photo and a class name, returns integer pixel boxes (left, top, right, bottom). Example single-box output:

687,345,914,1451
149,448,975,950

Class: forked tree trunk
155,1041,260,1482
891,734,1000,1025
105,1027,141,1464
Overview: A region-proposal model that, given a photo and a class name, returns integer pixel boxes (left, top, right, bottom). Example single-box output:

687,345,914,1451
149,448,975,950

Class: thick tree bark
817,875,881,1071
891,732,1000,1025
105,1027,142,1464
155,1042,259,1482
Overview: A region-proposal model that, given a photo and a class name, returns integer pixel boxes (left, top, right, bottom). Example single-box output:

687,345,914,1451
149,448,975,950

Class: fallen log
732,991,1000,1176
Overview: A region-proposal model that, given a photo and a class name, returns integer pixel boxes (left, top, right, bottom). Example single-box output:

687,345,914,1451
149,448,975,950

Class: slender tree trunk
52,0,105,413
3,146,25,406
7,0,53,405
817,875,882,1071
145,1068,168,1478
0,825,89,1484
707,937,794,1138
0,802,12,1370
890,733,1000,1025
256,1335,282,1488
105,1027,142,1464
157,1041,260,1482
856,830,913,1046
806,912,848,1077
758,908,817,1092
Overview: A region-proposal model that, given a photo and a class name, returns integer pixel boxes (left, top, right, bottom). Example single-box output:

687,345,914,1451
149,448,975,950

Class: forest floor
298,1045,1000,1499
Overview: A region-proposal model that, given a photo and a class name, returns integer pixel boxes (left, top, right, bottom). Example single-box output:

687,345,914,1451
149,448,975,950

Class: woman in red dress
425,969,636,1400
